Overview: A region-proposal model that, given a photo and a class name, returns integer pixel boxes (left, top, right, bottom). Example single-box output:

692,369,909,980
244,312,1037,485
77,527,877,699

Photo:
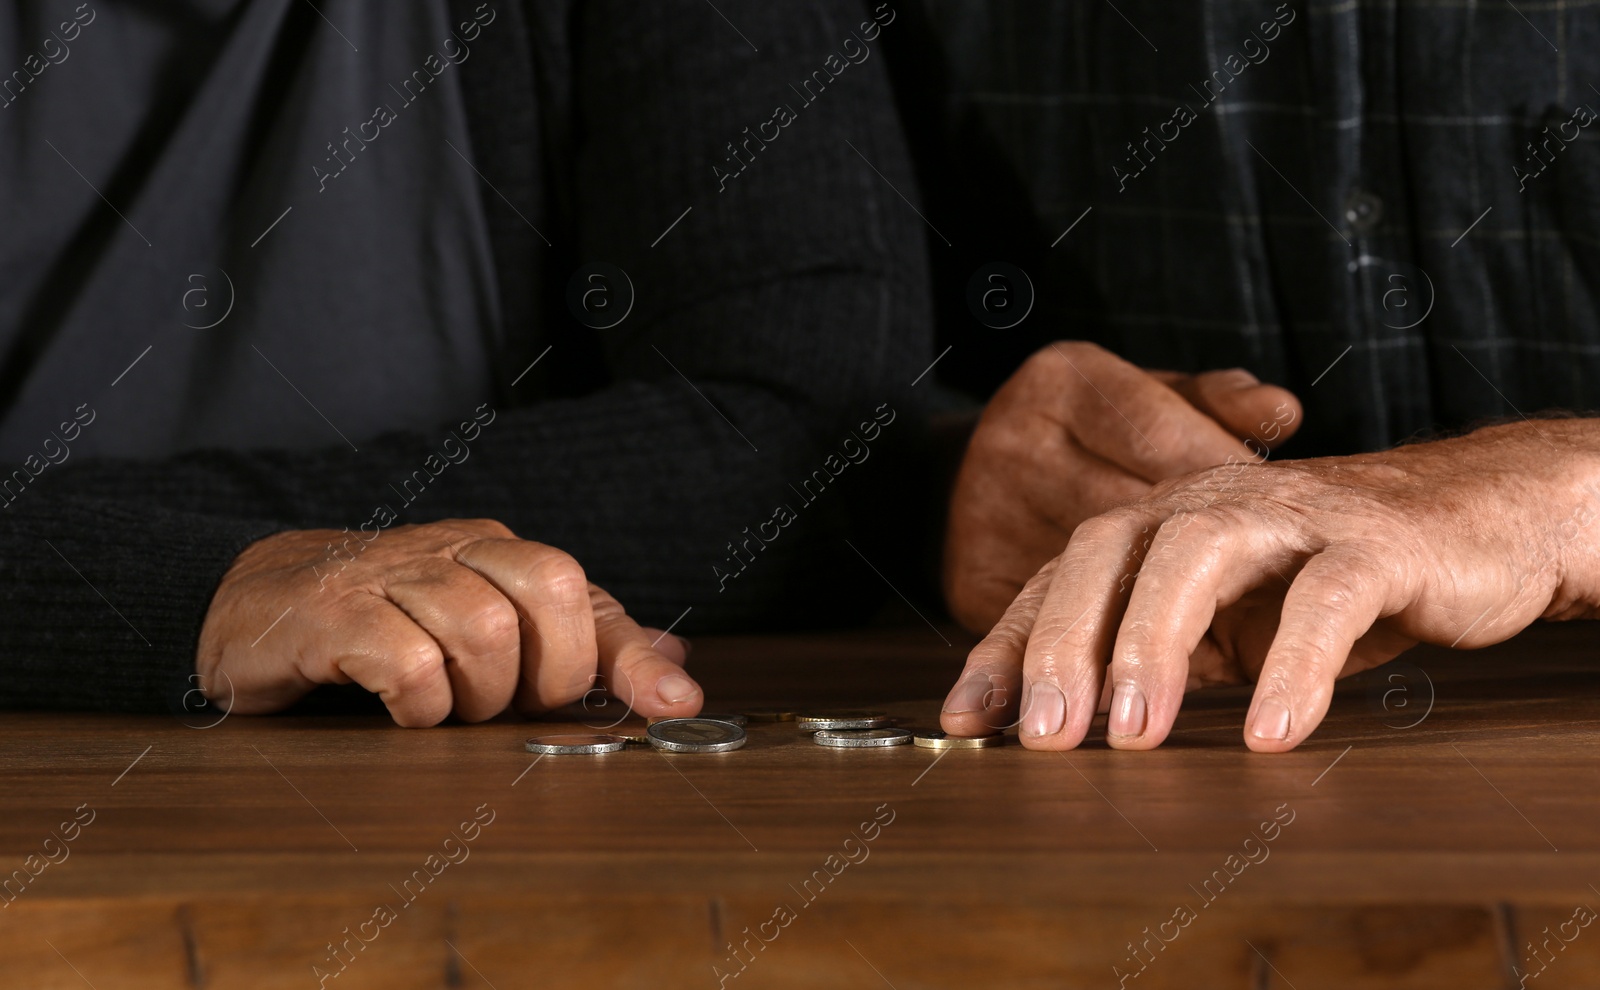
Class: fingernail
942,675,991,714
674,635,693,659
1229,367,1261,387
1251,700,1291,741
1109,684,1147,738
1021,682,1066,738
656,673,699,705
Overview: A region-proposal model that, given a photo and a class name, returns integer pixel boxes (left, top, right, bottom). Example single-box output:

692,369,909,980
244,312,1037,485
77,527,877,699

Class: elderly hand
943,341,1301,632
197,518,696,726
940,420,1600,751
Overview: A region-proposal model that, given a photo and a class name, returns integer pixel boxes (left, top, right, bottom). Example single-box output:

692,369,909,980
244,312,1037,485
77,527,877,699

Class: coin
647,718,748,753
813,728,913,748
913,730,1005,750
621,734,652,746
525,733,628,755
743,707,798,722
796,710,893,731
649,712,748,726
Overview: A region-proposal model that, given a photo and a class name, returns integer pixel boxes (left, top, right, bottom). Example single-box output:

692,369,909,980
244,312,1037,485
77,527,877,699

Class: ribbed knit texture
0,0,934,711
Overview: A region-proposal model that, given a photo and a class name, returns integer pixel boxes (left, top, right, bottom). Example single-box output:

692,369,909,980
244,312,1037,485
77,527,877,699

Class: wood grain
1,622,1598,987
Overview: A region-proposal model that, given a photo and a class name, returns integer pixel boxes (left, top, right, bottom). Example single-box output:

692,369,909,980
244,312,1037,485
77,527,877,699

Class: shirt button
1343,189,1384,234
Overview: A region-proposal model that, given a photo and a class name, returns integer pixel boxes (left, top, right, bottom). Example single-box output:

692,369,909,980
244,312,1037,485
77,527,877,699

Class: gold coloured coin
913,731,1005,750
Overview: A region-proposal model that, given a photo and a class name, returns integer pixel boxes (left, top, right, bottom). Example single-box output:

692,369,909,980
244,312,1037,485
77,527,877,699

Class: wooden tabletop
4,621,1600,989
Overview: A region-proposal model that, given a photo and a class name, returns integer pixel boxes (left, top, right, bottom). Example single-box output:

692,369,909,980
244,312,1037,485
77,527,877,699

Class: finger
453,540,599,712
947,443,1148,632
209,618,319,717
384,559,522,723
325,595,454,727
1016,509,1165,749
637,627,691,666
1244,548,1388,752
1043,343,1260,482
940,557,1061,736
591,589,704,718
1169,369,1303,452
1104,509,1287,749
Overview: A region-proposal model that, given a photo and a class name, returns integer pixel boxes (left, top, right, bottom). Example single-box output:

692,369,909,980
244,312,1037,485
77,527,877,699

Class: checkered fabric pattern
921,0,1600,455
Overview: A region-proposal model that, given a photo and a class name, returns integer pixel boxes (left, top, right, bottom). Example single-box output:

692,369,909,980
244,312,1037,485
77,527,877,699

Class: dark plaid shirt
905,0,1600,455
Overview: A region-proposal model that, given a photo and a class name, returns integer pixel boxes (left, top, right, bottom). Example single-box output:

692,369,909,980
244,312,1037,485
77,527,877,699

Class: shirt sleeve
1,0,934,711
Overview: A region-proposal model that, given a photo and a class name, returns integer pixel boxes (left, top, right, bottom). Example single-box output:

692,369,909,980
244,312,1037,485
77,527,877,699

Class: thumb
1170,368,1303,452
637,627,691,666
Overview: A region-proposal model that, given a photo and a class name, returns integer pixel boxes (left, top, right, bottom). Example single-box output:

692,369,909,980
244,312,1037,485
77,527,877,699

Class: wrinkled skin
198,518,696,726
942,418,1600,751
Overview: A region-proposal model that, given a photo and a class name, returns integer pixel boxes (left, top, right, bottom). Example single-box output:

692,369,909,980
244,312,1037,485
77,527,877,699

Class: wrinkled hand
943,341,1301,632
940,421,1600,751
197,518,698,726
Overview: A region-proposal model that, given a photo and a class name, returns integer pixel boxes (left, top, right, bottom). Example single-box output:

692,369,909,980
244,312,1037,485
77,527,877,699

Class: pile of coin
526,717,748,755
525,709,1005,755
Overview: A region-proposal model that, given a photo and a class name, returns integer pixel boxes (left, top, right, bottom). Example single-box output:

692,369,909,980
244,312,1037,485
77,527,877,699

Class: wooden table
3,621,1599,989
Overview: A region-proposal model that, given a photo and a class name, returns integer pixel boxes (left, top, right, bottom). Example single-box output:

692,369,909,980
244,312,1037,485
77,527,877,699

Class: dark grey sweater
0,0,933,711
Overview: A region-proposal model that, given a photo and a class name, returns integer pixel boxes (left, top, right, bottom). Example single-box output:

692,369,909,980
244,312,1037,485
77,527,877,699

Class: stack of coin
646,717,747,753
525,733,629,755
795,710,893,732
813,727,912,748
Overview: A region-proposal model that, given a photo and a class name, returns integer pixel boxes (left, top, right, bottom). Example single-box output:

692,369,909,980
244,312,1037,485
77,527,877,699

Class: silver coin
649,711,748,727
647,718,748,753
813,728,913,748
525,733,628,755
796,710,893,731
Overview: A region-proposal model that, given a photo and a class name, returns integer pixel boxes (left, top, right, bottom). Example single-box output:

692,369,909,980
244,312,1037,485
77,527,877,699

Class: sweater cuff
1,496,286,713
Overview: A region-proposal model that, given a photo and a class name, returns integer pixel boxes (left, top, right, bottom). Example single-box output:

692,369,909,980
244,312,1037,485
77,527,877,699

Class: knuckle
409,555,460,583
389,642,446,698
1017,346,1060,381
1019,341,1096,386
1021,554,1063,592
1256,667,1298,701
1147,472,1202,500
524,551,589,602
431,517,514,539
970,409,1038,460
465,518,516,539
985,599,1039,651
1135,412,1191,459
586,591,629,632
1302,569,1369,613
462,601,521,653
1048,340,1101,363
1073,510,1144,547
1154,508,1228,550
